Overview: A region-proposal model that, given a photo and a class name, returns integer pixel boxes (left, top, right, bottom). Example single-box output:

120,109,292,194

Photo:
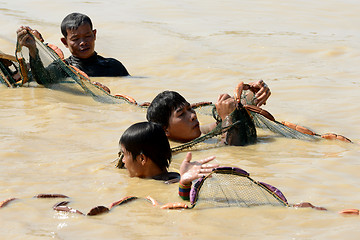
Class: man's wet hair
146,91,188,128
120,122,172,171
61,13,93,38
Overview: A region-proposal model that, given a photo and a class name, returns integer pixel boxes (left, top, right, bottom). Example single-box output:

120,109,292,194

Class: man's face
61,23,96,59
165,103,201,142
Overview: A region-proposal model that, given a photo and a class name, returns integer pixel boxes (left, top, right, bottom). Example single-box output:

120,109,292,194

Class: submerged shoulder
97,55,129,73
96,55,122,64
152,172,180,183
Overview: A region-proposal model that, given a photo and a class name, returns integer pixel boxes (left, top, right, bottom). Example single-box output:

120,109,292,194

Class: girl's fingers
184,152,192,163
200,156,216,164
201,163,219,169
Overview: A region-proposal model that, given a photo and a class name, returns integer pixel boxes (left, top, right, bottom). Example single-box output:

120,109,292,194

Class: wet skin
120,145,144,178
61,23,97,59
165,103,201,142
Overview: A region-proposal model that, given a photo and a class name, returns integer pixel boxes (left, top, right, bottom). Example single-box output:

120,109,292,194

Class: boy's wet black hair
146,91,188,128
119,122,172,171
61,12,93,38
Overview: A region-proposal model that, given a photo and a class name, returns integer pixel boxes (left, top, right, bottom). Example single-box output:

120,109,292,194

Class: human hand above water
16,26,44,58
179,152,218,186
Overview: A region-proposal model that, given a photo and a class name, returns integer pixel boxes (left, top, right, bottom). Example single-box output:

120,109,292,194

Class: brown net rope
1,31,353,166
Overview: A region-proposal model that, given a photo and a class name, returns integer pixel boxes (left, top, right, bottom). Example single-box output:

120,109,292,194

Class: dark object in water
87,206,110,216
53,201,70,208
34,193,69,198
224,106,257,146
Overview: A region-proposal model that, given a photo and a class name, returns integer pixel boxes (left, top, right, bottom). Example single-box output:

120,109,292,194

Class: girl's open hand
179,152,218,185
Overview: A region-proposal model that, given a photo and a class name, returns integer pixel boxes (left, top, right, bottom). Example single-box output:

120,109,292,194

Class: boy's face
121,145,144,178
165,103,201,142
61,23,96,59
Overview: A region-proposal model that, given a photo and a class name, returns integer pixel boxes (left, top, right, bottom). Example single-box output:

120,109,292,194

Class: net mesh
0,52,20,87
15,32,139,105
250,111,317,141
190,167,288,209
0,62,11,87
1,31,353,154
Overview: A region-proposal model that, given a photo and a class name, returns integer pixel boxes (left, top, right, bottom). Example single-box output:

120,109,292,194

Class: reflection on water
1,0,360,239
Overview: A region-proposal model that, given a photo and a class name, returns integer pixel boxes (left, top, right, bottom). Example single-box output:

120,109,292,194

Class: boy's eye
176,110,184,117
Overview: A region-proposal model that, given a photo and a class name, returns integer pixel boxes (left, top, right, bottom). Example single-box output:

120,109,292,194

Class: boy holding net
146,80,270,146
16,12,129,84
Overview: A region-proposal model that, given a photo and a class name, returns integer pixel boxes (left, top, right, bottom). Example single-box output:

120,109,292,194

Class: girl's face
121,145,144,178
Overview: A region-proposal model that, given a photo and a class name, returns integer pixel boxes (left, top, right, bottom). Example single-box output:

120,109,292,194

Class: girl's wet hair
119,122,172,171
61,12,93,38
146,91,188,128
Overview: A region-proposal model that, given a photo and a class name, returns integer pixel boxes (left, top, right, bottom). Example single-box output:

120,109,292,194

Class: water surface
1,1,360,239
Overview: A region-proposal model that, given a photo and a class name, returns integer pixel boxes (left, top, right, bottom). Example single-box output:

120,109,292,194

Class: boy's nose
190,112,197,121
79,39,87,46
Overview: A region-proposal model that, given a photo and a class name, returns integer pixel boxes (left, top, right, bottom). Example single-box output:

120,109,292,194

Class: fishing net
246,106,352,142
115,93,352,168
248,109,317,141
14,31,139,105
0,52,21,87
189,167,288,209
115,104,258,168
1,30,352,161
171,104,257,153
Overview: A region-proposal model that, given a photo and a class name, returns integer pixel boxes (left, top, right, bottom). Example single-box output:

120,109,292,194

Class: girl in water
119,121,217,182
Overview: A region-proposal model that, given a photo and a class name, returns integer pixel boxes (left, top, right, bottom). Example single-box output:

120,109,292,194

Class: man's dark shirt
64,52,129,77
30,50,129,85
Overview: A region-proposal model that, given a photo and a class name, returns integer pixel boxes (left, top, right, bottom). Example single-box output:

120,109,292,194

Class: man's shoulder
64,54,129,77
64,54,121,65
152,172,180,183
96,55,121,64
96,55,129,76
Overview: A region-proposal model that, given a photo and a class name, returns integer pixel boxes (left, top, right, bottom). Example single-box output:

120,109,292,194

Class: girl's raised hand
179,152,218,185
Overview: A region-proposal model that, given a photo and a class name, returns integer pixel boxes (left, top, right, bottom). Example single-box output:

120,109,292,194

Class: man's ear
61,37,68,48
92,29,97,40
164,127,170,137
138,153,148,166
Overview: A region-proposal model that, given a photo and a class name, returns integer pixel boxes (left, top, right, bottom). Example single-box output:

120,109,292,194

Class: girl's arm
178,152,218,200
